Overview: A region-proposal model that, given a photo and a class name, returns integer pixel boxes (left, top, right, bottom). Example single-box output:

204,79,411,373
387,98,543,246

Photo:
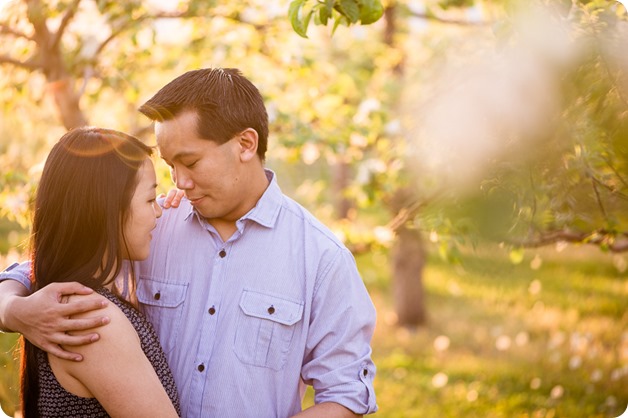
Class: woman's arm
51,293,179,418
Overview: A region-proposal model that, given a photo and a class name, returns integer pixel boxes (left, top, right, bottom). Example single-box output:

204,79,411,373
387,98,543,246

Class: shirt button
154,292,161,300
197,364,205,372
208,306,216,315
219,250,226,258
267,305,275,314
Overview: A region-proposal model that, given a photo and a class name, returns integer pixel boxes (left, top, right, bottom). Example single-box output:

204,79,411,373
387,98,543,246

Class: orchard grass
1,245,626,417
305,245,627,418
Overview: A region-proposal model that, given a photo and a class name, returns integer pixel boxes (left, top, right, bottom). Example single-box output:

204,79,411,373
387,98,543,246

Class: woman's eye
185,160,198,168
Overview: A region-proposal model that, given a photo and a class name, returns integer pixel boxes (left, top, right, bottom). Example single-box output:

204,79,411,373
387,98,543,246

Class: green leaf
439,0,473,9
302,9,315,35
358,0,384,25
325,0,334,14
319,3,331,25
289,0,309,38
338,0,360,23
331,14,349,35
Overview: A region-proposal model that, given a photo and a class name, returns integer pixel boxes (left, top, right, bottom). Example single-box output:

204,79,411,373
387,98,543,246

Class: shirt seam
312,245,344,297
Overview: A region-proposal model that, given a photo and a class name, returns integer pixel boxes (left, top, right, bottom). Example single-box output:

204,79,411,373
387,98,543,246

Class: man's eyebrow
171,151,197,161
160,151,197,163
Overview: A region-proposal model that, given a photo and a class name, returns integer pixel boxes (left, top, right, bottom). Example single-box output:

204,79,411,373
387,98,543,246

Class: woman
20,127,180,417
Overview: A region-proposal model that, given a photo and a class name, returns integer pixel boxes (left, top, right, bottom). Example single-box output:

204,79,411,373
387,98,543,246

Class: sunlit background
0,0,627,417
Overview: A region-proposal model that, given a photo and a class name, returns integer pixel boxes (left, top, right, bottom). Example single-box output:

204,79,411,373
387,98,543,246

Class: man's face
155,110,250,223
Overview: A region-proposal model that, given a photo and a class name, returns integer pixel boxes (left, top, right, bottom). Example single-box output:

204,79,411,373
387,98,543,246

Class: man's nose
174,169,194,190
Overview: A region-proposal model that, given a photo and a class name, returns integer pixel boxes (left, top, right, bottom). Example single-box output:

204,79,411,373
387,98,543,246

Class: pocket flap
137,278,187,308
239,290,304,326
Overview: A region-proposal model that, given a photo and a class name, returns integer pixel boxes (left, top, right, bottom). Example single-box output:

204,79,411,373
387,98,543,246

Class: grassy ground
304,245,627,418
1,245,627,417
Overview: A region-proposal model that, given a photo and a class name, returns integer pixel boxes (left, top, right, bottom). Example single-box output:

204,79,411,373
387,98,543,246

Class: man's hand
159,189,185,209
4,281,110,361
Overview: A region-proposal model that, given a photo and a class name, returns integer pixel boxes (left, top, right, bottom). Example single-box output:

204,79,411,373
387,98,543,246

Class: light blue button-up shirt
1,170,377,418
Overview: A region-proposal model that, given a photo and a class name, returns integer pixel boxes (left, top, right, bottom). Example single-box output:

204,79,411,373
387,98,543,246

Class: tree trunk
389,186,427,326
27,0,88,130
46,78,87,129
391,224,426,325
384,3,427,326
332,161,352,219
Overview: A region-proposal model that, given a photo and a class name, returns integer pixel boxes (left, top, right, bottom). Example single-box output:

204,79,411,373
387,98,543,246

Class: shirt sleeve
0,261,32,291
301,247,378,414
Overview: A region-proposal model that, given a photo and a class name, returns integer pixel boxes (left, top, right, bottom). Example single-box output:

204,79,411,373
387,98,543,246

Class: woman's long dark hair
21,127,153,417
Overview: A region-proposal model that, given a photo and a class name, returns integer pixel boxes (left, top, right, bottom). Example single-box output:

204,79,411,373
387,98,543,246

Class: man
0,68,377,417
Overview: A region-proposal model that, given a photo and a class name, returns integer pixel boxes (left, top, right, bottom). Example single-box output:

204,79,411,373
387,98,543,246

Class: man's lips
188,196,205,205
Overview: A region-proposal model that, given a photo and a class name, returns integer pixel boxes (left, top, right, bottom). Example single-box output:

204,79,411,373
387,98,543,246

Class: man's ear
238,128,259,162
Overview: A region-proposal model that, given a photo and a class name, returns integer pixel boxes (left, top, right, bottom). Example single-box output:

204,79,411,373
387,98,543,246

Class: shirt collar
184,169,282,229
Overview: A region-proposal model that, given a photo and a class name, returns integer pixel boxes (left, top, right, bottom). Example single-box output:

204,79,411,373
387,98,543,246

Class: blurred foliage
0,0,410,249
400,0,628,261
2,0,626,258
475,1,628,253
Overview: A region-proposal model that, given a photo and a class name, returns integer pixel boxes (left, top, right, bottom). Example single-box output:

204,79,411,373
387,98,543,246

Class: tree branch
26,0,54,53
594,32,628,109
386,190,444,233
91,9,274,60
513,229,628,252
92,10,197,59
387,199,426,232
589,173,628,201
51,0,81,50
0,23,34,40
0,54,42,70
407,9,492,26
602,155,628,190
591,175,609,221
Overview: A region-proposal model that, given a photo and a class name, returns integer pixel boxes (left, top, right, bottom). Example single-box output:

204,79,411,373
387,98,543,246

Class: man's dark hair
139,68,269,161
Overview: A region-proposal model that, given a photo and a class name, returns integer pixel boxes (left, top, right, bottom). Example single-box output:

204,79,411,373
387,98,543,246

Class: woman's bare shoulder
64,291,137,340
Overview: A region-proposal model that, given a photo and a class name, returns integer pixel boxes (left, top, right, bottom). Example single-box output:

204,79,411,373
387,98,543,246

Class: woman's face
122,159,161,261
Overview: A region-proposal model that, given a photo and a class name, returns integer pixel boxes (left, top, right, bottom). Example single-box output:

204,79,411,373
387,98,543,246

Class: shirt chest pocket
233,289,304,371
137,278,188,355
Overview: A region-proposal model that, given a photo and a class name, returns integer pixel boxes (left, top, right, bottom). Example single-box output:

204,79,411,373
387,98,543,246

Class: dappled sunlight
368,245,627,417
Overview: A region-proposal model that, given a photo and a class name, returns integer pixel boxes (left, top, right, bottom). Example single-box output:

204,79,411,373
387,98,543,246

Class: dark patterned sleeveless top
35,287,181,417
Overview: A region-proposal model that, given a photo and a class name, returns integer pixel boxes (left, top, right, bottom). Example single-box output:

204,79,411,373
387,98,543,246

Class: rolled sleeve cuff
0,262,31,290
314,361,378,414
